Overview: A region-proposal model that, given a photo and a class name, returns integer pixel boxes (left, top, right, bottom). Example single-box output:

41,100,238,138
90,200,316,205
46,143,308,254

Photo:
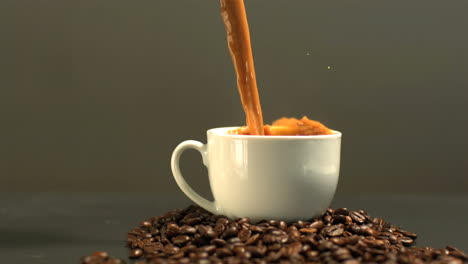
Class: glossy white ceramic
171,127,342,222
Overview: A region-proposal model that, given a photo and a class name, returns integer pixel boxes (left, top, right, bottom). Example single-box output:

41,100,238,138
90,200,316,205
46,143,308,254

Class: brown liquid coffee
220,0,332,136
220,0,264,135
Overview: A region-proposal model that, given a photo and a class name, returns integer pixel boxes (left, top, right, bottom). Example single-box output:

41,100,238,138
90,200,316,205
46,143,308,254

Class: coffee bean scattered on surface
80,251,126,264
125,205,467,263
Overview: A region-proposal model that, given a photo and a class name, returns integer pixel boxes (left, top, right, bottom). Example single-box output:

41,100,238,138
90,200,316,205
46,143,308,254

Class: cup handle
171,140,218,215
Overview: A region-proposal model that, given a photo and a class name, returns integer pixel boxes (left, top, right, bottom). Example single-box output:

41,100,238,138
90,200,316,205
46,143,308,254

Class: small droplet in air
327,66,332,70
306,53,310,56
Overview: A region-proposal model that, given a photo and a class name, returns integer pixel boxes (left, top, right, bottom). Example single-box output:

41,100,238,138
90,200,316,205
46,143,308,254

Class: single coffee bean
185,217,202,225
323,215,333,224
130,248,143,258
214,223,226,234
400,229,417,238
334,208,350,216
349,211,366,224
198,225,216,239
330,237,348,246
163,244,180,255
195,251,209,259
399,236,414,246
246,245,266,257
211,238,227,247
227,237,242,245
287,241,302,256
300,235,318,246
165,223,180,237
216,218,230,226
238,227,252,242
288,229,301,242
245,233,260,245
180,225,197,235
200,245,217,254
140,221,152,228
323,224,345,237
277,221,287,230
237,251,251,259
299,227,317,234
216,248,233,257
91,251,109,259
221,224,239,239
334,248,352,261
267,243,281,251
309,221,325,230
306,250,319,260
172,235,191,246
236,218,250,225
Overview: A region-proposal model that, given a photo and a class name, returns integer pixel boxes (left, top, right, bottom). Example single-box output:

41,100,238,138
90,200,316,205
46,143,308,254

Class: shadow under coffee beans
80,205,466,264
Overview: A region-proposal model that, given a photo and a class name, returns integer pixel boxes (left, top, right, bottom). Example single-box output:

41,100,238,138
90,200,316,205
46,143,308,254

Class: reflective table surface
1,193,467,264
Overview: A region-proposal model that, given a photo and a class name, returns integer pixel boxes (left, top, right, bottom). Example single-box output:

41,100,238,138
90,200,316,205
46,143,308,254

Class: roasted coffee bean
144,242,163,253
185,217,202,225
172,235,190,245
221,223,239,239
91,251,109,259
263,232,288,244
323,214,333,224
306,250,319,260
211,238,227,247
447,246,468,260
323,224,345,237
140,221,152,228
349,211,367,224
276,221,287,230
163,244,180,255
216,248,233,257
287,241,302,256
309,220,325,230
295,220,307,228
300,235,318,246
165,223,180,237
334,208,350,216
238,227,252,242
236,217,250,225
180,225,197,235
400,229,418,238
399,236,414,246
245,233,260,245
246,246,267,258
227,237,242,245
130,248,143,258
194,251,209,259
248,225,263,233
121,206,467,264
330,237,349,246
198,225,216,239
288,228,301,242
214,223,226,234
334,248,352,261
299,227,317,234
199,245,216,254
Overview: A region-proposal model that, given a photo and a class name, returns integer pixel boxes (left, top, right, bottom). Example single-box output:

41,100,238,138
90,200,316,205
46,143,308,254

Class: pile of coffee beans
80,251,126,264
124,205,467,264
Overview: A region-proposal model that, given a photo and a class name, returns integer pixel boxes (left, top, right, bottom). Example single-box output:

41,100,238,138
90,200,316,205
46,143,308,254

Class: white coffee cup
171,127,342,222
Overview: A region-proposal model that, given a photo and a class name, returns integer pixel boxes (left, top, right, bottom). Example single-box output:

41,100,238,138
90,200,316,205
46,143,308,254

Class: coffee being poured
220,0,264,135
220,0,332,136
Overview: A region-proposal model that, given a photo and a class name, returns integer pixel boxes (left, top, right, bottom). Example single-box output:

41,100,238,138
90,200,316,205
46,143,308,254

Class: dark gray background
1,0,467,197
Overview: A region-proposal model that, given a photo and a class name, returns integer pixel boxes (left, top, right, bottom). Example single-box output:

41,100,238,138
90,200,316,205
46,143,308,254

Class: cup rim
207,126,342,139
